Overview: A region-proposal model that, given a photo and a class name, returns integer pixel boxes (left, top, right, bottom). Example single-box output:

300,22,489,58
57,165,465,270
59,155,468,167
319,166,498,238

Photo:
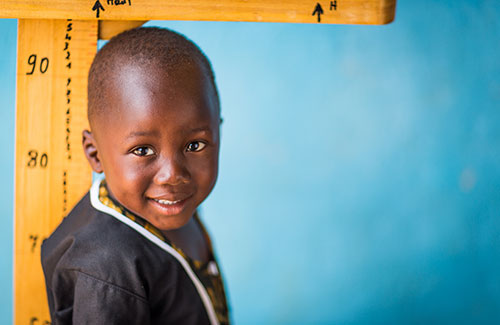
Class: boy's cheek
190,157,218,179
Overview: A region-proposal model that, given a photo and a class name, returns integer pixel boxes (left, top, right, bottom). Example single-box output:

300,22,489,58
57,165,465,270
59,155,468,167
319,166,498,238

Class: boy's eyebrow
126,130,159,138
189,126,212,133
125,127,211,139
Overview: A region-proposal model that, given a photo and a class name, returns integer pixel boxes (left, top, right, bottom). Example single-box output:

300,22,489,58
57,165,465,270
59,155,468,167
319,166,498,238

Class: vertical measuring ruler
14,19,96,324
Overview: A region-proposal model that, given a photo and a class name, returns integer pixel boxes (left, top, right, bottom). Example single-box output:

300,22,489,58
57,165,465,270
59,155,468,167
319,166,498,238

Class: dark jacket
41,192,213,325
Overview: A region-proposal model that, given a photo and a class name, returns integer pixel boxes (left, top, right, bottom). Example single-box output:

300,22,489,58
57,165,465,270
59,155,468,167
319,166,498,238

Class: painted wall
1,0,499,323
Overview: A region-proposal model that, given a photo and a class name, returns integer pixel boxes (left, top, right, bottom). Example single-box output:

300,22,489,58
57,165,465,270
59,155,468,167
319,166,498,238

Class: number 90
26,54,49,75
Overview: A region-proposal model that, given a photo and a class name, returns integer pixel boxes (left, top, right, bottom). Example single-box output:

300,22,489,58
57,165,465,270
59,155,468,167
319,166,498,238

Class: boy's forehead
93,61,218,133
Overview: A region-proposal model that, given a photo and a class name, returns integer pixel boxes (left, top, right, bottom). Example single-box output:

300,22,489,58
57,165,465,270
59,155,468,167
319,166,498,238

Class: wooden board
14,19,96,325
0,0,396,25
99,20,147,39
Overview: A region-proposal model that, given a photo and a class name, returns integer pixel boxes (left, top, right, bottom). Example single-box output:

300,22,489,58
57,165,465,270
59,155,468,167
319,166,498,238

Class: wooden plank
0,0,396,25
99,20,147,39
14,19,96,325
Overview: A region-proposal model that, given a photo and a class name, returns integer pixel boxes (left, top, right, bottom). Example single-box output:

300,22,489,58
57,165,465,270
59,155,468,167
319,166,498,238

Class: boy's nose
153,156,190,186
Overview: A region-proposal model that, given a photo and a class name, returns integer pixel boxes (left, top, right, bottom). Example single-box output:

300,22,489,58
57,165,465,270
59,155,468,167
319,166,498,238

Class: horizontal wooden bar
0,0,396,25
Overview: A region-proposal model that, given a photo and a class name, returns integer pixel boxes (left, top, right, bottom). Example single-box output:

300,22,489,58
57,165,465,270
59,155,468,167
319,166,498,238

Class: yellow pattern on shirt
98,180,230,324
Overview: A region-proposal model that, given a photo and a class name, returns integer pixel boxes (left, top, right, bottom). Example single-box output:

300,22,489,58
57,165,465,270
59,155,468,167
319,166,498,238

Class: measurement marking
65,19,72,161
312,3,324,23
92,0,105,18
28,234,38,252
30,316,51,325
27,150,48,168
63,170,68,215
25,54,50,75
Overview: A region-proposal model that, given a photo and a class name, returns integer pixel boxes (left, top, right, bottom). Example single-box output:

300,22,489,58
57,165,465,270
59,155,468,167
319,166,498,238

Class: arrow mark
312,3,324,23
92,0,105,19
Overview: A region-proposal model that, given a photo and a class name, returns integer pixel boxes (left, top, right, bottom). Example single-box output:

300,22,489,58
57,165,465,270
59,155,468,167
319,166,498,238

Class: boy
41,27,229,324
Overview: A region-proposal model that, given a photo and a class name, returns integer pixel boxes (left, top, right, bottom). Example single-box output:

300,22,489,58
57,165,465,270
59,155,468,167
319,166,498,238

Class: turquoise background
2,0,500,323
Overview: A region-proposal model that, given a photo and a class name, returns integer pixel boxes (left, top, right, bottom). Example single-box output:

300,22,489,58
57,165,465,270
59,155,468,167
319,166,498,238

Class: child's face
85,63,220,230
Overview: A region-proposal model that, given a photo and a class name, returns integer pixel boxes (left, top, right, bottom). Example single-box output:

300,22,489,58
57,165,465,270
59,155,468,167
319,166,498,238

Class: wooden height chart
0,1,397,323
15,19,97,325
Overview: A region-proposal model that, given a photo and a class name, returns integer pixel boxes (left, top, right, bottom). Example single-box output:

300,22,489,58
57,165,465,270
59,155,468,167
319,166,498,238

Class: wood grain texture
14,19,96,325
0,0,396,25
98,20,147,39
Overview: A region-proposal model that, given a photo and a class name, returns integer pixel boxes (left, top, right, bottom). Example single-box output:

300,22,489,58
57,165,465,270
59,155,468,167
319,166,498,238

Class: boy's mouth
147,195,192,216
152,198,182,205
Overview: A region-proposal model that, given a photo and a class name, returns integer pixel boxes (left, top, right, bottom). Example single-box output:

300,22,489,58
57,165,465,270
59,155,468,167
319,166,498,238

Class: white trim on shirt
89,175,220,325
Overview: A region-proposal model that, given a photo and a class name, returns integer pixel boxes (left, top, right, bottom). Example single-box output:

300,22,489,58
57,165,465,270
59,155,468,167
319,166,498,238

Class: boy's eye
132,147,154,156
186,141,206,152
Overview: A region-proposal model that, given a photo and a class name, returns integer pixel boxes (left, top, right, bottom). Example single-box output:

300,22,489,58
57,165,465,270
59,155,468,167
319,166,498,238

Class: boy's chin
149,213,194,231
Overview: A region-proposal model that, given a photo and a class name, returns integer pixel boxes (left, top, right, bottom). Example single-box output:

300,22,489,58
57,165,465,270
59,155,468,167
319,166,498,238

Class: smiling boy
41,27,229,324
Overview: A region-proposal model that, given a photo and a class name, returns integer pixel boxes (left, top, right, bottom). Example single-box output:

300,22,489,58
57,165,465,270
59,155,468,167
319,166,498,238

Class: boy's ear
82,130,103,173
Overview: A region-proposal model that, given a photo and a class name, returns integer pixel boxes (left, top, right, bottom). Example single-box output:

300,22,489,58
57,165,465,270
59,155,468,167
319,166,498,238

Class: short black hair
88,27,219,128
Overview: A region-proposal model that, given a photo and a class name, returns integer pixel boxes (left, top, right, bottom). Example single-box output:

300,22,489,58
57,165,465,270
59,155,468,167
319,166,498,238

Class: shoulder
41,192,180,299
41,191,213,324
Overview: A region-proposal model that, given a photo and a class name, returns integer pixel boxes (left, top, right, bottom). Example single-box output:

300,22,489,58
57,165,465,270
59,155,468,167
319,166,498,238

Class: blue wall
2,0,500,323
0,17,16,325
